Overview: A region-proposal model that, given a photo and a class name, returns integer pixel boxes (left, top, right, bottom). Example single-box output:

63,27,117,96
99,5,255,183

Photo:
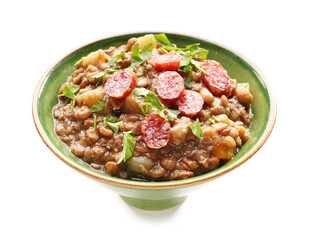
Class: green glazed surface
33,32,276,210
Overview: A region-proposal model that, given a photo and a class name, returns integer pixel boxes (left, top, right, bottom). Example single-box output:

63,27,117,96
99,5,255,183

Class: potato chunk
235,83,253,106
75,86,105,108
81,49,110,69
137,34,157,49
123,91,146,114
170,117,193,146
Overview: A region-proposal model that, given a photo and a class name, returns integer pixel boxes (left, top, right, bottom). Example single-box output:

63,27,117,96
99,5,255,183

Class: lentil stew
53,33,253,181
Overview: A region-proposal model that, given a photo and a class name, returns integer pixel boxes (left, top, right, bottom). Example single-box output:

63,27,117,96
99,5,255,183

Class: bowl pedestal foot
120,195,187,211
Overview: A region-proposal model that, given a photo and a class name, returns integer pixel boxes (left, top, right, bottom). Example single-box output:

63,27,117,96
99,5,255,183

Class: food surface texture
53,33,253,181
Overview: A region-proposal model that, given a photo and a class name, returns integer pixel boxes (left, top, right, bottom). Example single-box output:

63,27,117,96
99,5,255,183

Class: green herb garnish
133,87,150,97
88,100,105,113
75,57,85,66
117,131,136,164
58,84,80,110
137,91,180,121
190,59,207,74
189,118,203,139
91,69,117,85
130,43,153,70
151,33,173,47
102,116,123,133
93,115,97,130
160,39,209,86
140,103,149,116
107,49,126,66
212,115,220,123
209,115,220,124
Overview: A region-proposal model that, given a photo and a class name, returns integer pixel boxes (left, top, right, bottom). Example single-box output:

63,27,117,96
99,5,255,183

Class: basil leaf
107,49,126,66
133,87,150,97
88,100,105,113
117,131,136,164
189,118,203,139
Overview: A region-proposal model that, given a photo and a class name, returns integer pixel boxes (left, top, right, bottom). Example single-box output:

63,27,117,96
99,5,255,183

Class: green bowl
32,32,277,211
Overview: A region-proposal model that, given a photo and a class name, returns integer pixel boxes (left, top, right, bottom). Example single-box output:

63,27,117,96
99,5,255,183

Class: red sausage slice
175,90,204,118
147,54,183,71
104,70,137,99
140,114,171,149
157,71,185,100
201,60,232,97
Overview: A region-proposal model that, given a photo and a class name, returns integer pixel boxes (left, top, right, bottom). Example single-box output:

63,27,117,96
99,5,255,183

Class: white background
1,0,308,239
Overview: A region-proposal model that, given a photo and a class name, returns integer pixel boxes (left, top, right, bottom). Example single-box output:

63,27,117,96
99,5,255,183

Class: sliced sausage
147,54,183,71
201,60,232,97
140,114,171,149
104,70,137,99
157,71,185,100
175,90,204,118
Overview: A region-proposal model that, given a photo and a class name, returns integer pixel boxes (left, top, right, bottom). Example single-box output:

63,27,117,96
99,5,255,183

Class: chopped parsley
133,87,150,97
151,33,173,47
209,115,220,124
91,69,117,85
189,118,203,139
107,49,126,66
88,100,105,113
140,103,149,116
75,57,85,66
134,90,180,121
117,131,136,164
130,43,153,70
58,84,80,110
93,115,97,130
102,116,123,133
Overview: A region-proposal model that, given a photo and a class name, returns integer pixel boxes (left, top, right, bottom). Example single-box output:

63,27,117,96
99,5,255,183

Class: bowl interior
34,32,275,187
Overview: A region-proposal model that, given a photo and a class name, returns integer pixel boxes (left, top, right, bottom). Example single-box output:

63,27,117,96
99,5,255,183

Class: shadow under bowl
32,32,277,211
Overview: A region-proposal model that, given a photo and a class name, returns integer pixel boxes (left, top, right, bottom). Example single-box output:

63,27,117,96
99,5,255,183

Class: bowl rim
32,31,277,190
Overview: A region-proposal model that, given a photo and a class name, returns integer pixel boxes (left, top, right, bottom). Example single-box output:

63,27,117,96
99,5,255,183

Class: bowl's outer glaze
33,32,276,208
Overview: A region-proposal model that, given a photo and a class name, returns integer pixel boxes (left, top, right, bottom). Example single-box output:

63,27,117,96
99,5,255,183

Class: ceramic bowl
32,32,276,211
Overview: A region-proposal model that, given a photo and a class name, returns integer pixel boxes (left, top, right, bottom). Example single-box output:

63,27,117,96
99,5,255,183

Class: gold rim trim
32,32,277,190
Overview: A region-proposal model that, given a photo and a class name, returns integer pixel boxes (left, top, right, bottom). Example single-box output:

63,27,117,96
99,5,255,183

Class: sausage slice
140,114,171,149
157,71,185,100
148,54,183,71
175,90,204,118
201,60,232,97
104,70,137,99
